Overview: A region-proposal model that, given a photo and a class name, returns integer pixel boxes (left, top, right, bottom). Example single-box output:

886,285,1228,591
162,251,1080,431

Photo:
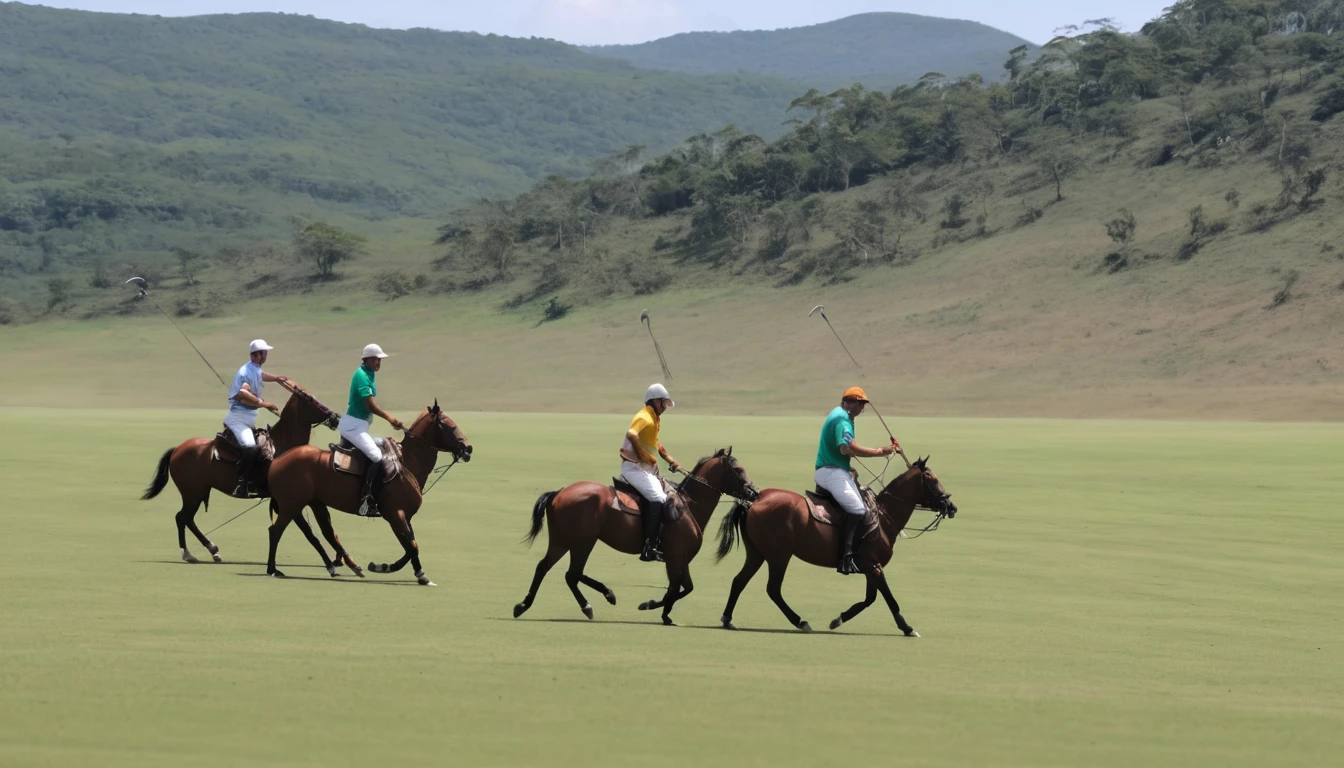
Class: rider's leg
816,467,867,574
622,461,668,562
226,416,258,497
340,415,385,516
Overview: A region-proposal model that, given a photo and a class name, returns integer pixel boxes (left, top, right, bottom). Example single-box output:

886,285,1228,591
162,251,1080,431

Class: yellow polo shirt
622,405,660,464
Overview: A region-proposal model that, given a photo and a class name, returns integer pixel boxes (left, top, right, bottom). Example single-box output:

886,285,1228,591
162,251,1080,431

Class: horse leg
659,568,693,626
829,574,879,630
874,573,919,637
765,557,811,632
312,504,363,577
563,541,598,619
720,543,765,630
175,495,203,563
638,565,693,621
266,507,294,578
368,515,432,586
514,539,568,618
578,575,617,606
291,511,337,577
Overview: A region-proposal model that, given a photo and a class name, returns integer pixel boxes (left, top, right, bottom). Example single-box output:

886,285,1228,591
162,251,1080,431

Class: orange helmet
841,386,869,403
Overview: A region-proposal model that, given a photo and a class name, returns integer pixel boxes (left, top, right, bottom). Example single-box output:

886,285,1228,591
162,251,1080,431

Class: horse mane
688,447,733,476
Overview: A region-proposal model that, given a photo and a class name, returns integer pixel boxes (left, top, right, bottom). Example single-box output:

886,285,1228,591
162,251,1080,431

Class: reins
673,464,755,503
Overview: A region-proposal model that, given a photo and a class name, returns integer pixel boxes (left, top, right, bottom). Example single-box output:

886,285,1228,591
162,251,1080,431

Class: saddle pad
212,426,274,463
805,490,880,537
329,440,402,481
609,476,683,522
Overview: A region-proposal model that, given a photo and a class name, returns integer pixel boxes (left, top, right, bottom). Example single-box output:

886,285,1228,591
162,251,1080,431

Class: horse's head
910,456,956,518
419,399,472,463
283,386,340,430
697,446,760,502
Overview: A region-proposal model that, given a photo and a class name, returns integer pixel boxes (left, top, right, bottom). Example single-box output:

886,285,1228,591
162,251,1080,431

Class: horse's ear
727,445,733,456
433,398,440,412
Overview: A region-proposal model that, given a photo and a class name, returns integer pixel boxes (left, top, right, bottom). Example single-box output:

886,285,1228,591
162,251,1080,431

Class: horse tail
716,498,751,561
525,490,557,546
141,448,174,500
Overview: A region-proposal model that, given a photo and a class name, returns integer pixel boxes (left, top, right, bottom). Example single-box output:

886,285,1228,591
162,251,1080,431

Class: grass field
2,408,1342,766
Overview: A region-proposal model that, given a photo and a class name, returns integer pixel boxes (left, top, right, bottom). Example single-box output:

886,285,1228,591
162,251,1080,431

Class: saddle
805,485,881,538
212,426,275,464
610,476,684,523
329,437,403,483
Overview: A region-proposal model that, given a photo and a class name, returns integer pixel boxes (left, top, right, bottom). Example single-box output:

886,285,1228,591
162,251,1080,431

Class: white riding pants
224,411,257,449
338,414,386,462
620,461,668,503
814,466,867,516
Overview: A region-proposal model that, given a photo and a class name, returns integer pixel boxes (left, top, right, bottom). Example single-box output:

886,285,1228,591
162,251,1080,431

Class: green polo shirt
347,364,377,420
815,406,856,470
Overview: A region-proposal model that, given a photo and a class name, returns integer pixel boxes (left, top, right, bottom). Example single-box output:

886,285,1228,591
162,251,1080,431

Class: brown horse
715,458,957,636
141,384,340,565
513,448,759,625
265,401,472,585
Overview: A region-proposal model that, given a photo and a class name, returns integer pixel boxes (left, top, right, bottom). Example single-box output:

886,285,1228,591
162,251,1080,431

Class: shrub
939,194,969,229
374,270,412,300
46,277,73,310
1105,209,1137,246
542,297,570,322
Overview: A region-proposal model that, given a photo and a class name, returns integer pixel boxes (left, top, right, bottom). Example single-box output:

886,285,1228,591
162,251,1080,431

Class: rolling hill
584,12,1036,91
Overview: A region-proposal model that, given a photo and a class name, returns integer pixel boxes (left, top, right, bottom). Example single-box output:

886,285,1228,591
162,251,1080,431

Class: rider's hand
265,402,281,416
667,459,681,473
390,418,405,431
882,444,897,456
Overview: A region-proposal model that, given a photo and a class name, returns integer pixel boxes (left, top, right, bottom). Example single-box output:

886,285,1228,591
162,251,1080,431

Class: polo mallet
126,277,228,388
808,305,863,375
640,309,673,381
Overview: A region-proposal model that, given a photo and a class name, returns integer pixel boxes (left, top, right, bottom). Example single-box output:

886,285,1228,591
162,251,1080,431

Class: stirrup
640,541,664,562
357,496,381,518
837,555,861,575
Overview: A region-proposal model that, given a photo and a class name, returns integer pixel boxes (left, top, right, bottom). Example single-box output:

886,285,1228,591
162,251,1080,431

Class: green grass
2,409,1342,766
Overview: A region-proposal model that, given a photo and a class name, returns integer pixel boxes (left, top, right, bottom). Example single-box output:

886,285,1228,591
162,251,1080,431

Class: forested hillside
0,2,802,309
584,12,1037,91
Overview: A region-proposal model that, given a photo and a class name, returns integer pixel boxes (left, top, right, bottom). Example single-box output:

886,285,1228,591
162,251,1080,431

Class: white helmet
249,339,274,353
361,343,389,360
645,383,674,408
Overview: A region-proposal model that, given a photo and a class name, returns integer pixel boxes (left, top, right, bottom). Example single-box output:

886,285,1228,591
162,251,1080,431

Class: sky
32,1,1174,46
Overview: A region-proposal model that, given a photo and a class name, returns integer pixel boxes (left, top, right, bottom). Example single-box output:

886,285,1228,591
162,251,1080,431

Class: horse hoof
327,566,338,578
662,616,676,627
829,617,844,631
604,590,617,606
637,601,655,611
212,552,223,563
582,604,594,620
268,569,286,579
799,621,813,634
904,628,920,638
181,550,199,564
415,572,435,586
720,616,737,631
513,603,528,618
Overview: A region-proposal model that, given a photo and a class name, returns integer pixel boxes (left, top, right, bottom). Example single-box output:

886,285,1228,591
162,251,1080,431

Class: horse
715,457,957,636
264,401,472,586
513,448,760,626
141,383,340,565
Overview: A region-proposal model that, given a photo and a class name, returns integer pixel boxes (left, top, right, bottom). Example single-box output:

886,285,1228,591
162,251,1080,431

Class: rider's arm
658,443,680,472
364,395,404,430
841,440,897,459
261,372,292,386
234,384,279,414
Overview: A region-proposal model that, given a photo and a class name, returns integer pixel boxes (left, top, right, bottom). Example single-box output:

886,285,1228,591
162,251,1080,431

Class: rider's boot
358,460,382,517
233,446,259,498
837,513,864,575
640,498,666,562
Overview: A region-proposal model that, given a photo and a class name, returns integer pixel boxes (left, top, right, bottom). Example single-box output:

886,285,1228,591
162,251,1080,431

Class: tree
46,277,72,310
174,247,200,286
1040,151,1078,202
294,221,366,279
939,194,969,229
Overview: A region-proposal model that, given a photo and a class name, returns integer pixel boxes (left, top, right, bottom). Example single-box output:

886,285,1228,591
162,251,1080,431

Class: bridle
877,465,954,539
674,455,759,503
398,410,471,494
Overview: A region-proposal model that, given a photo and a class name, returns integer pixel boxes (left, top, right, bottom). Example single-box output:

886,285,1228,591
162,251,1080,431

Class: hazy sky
33,1,1173,46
